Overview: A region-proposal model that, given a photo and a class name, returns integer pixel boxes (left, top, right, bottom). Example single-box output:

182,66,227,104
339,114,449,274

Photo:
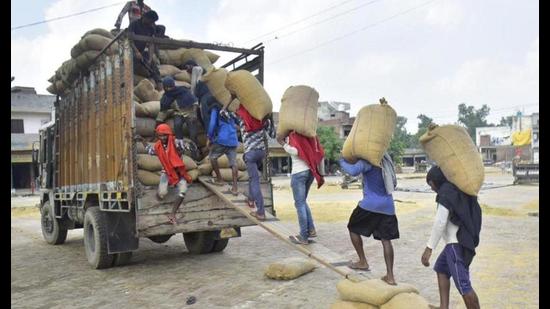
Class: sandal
309,230,317,238
245,199,255,209
289,235,309,245
208,178,225,186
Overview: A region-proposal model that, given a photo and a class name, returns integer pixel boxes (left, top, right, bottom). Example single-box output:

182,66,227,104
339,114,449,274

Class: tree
410,114,433,148
316,126,343,161
457,103,491,140
499,116,514,127
388,116,413,164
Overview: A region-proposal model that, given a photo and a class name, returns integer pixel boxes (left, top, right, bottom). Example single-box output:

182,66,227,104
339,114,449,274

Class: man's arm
207,108,218,142
283,143,298,156
339,158,370,176
422,204,449,267
115,1,132,29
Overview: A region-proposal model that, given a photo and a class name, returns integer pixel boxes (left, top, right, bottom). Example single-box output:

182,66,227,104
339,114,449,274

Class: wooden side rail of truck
36,32,274,269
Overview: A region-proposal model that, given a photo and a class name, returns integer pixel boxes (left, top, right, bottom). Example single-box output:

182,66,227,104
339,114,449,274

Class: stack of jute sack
277,85,320,138
136,152,200,186
419,123,484,196
342,98,397,167
196,145,249,181
330,279,431,309
202,68,273,120
47,28,118,96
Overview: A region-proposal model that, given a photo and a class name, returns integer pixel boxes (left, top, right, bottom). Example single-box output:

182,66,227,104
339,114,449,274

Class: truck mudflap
106,209,139,254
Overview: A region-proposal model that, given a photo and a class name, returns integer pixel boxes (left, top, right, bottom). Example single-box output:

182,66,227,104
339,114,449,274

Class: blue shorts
433,243,473,295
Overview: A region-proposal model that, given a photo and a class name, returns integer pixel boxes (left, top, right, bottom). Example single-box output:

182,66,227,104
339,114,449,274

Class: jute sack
188,169,199,181
175,81,191,88
181,48,214,71
158,48,187,66
75,50,100,70
236,143,244,153
419,124,484,196
137,154,163,171
204,50,220,64
135,101,161,118
135,79,163,102
330,300,378,309
137,169,160,186
380,293,430,309
135,117,157,137
277,85,319,138
181,155,198,170
59,59,79,85
336,279,418,306
342,98,396,167
226,98,240,112
208,153,246,170
174,71,191,83
71,34,117,58
198,163,213,175
83,28,114,39
265,257,316,280
202,68,231,106
239,170,249,181
136,142,156,154
158,64,182,77
225,70,272,120
133,75,148,87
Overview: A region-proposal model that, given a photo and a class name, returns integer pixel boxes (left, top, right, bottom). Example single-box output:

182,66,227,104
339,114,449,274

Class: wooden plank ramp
199,177,370,282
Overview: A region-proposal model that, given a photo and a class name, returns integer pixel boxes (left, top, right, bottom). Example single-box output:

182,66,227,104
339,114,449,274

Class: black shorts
347,205,400,240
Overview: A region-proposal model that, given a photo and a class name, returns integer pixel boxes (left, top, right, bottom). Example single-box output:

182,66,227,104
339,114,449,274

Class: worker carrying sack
419,124,485,196
225,70,273,121
277,85,319,138
342,98,396,167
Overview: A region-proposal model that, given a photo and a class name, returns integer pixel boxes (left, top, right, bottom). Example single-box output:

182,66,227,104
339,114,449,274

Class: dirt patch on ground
11,207,40,218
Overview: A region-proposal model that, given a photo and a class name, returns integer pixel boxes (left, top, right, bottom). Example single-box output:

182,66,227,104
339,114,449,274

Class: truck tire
40,201,68,245
111,252,133,267
183,231,216,254
211,238,229,253
83,207,113,269
148,234,174,244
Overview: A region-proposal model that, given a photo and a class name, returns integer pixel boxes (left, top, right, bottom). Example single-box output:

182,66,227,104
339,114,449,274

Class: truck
34,31,275,269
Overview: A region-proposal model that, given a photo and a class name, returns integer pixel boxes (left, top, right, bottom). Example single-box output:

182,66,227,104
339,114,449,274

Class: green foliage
388,116,413,164
316,126,343,161
499,116,514,127
458,103,492,140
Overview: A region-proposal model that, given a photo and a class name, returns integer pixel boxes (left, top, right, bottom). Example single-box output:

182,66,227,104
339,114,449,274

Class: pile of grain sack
47,28,119,96
277,85,320,138
331,279,431,309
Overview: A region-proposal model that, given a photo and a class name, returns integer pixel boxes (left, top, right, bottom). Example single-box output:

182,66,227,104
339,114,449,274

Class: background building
11,86,55,194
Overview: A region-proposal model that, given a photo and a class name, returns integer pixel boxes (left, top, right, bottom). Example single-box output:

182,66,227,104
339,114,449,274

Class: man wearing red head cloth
137,124,192,224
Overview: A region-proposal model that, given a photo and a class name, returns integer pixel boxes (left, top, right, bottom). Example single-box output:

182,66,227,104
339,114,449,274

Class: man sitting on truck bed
137,124,193,224
156,76,201,159
128,10,163,89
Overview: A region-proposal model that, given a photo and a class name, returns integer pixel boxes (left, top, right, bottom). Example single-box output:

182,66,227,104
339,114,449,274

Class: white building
11,86,55,193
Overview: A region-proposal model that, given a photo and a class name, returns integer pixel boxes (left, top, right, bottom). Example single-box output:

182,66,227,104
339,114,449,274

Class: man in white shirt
422,166,481,309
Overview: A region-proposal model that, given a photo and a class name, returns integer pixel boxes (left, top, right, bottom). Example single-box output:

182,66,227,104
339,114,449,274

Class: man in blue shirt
339,154,399,285
207,107,239,195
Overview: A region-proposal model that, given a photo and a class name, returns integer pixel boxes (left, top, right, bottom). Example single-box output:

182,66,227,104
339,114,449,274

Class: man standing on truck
127,10,163,89
207,107,240,196
156,76,201,159
137,124,193,224
114,0,166,36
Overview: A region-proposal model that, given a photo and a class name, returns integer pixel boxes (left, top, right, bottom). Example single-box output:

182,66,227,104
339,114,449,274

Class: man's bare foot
231,187,239,196
348,261,370,271
381,275,397,285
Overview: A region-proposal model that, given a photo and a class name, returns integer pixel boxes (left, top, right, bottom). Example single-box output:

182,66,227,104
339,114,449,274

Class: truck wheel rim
41,207,54,234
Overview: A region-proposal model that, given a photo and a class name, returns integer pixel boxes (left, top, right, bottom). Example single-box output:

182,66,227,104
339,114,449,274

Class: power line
264,0,384,44
268,0,440,65
429,103,539,120
11,1,125,31
241,0,359,45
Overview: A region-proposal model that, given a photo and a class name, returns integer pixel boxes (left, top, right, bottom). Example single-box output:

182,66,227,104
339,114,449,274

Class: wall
475,126,511,146
11,112,51,134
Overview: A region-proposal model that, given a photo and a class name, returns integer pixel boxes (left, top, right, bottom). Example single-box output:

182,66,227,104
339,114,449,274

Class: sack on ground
336,279,418,306
277,85,319,137
330,300,378,309
419,124,484,196
137,169,160,186
135,79,163,102
380,292,430,309
264,257,316,280
202,68,232,106
225,70,272,120
342,98,396,167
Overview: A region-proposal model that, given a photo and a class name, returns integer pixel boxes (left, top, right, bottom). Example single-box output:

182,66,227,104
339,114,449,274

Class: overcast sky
11,0,538,133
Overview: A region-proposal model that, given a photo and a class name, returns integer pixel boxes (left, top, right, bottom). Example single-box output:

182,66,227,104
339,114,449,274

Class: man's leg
245,150,264,214
381,240,396,285
209,145,224,183
462,290,480,309
291,171,309,241
174,115,185,140
437,272,451,309
227,147,239,194
303,171,316,234
184,114,199,146
348,230,369,269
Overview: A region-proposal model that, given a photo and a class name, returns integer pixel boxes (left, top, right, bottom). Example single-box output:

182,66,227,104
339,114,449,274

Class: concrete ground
11,170,538,308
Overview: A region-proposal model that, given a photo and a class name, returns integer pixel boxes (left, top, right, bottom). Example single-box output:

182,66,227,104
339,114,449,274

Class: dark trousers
174,114,198,145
